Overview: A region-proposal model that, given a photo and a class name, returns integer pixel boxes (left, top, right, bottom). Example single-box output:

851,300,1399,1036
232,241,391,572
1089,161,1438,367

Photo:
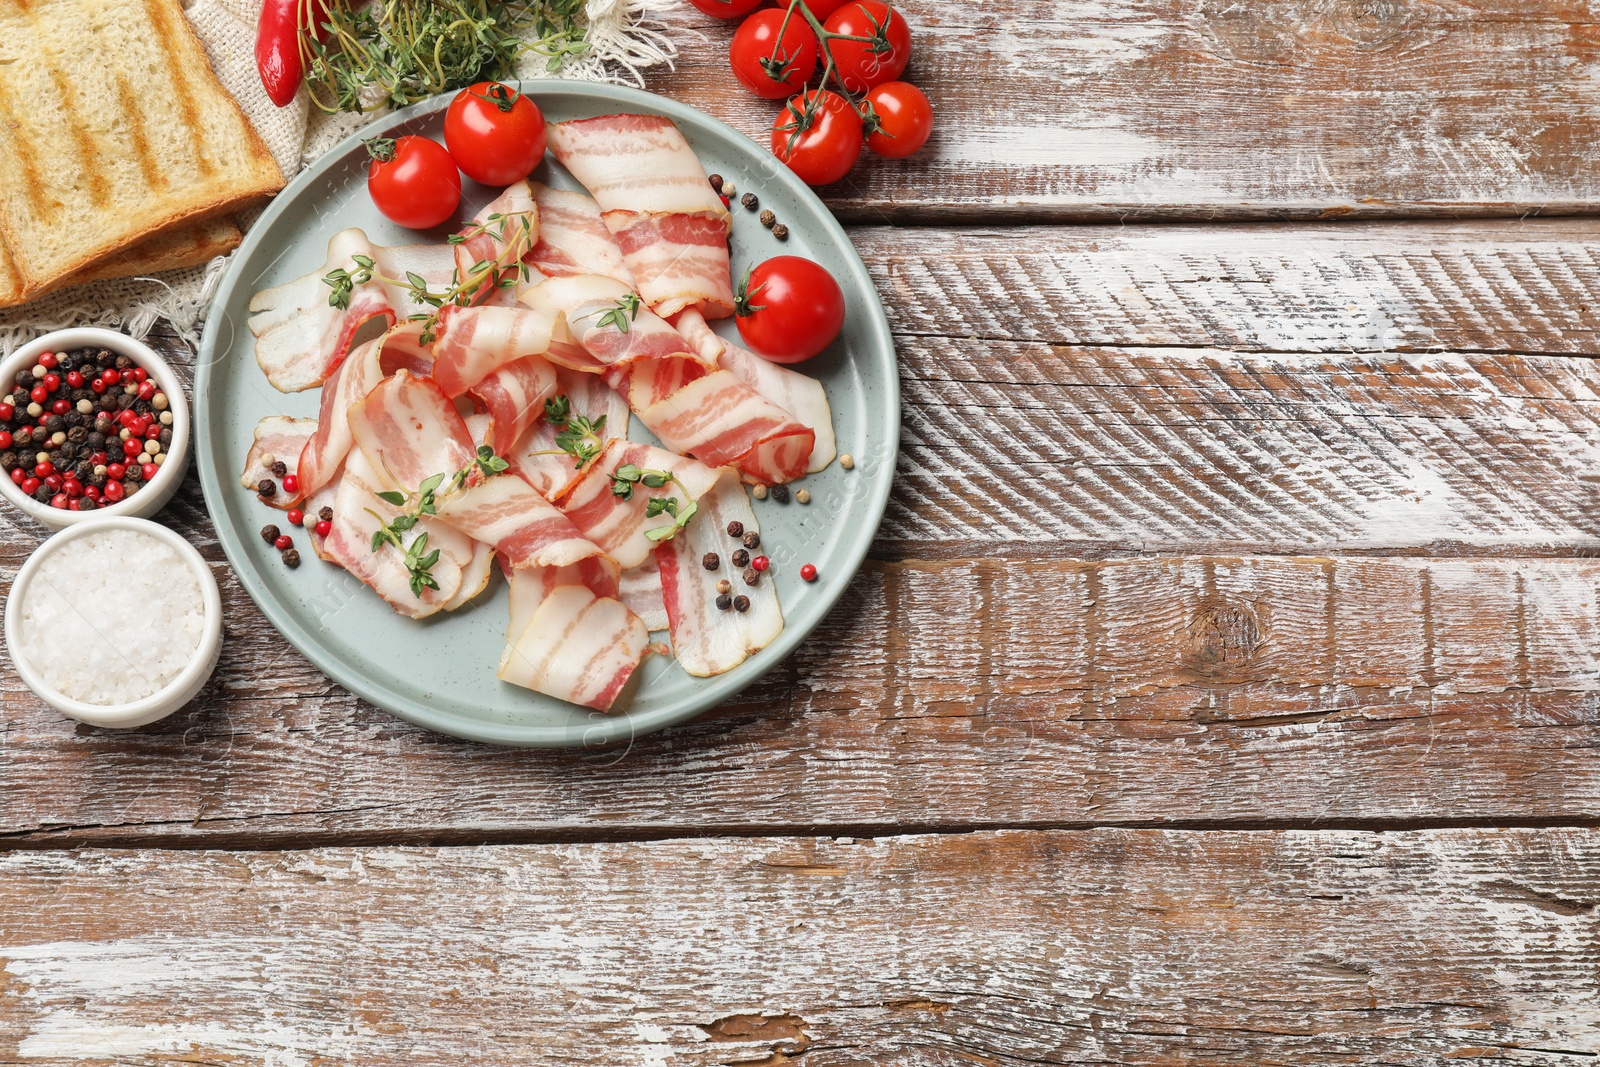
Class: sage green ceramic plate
195,81,898,747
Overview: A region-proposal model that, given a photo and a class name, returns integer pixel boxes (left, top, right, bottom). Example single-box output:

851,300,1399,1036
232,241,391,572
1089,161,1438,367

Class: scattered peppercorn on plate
194,81,898,747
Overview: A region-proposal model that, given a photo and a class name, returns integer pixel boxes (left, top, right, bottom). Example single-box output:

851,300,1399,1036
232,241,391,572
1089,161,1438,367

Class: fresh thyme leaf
545,394,572,425
591,292,643,334
644,523,679,543
376,490,408,507
640,471,669,489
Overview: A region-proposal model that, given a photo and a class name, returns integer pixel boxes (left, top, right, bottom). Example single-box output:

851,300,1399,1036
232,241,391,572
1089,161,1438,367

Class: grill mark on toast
143,0,213,178
112,70,167,193
38,40,107,210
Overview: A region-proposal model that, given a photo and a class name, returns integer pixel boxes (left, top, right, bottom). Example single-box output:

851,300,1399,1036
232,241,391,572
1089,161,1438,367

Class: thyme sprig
367,444,510,597
533,394,607,468
612,464,697,542
584,292,642,334
323,210,534,343
302,0,591,116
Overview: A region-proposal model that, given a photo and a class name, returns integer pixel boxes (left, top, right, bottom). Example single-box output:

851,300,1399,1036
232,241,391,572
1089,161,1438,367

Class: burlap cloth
0,0,680,354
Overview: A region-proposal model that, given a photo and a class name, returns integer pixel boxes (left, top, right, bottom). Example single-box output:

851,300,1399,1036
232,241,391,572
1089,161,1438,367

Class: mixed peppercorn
1,348,174,512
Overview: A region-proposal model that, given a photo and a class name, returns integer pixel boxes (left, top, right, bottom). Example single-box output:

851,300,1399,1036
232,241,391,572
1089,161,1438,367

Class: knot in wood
1188,600,1264,669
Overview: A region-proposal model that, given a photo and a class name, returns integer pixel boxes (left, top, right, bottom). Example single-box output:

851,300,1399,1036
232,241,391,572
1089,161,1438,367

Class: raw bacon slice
604,210,735,319
558,440,723,569
545,114,729,221
430,304,560,397
527,183,635,286
247,229,456,393
658,471,783,677
435,474,619,580
295,327,391,502
519,274,710,372
454,180,538,287
445,540,495,612
240,416,316,509
638,370,814,485
511,367,630,499
620,556,669,633
498,583,650,712
322,450,471,619
303,464,342,563
348,369,476,494
673,308,837,473
468,355,558,458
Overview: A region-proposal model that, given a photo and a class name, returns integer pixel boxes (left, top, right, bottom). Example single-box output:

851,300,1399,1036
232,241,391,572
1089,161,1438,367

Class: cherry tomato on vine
823,1,912,93
688,0,765,17
771,89,862,186
365,135,461,230
735,256,847,364
444,81,547,185
730,9,819,99
864,81,932,157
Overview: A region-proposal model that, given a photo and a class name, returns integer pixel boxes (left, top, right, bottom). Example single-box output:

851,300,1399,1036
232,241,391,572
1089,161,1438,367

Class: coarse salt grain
17,528,204,705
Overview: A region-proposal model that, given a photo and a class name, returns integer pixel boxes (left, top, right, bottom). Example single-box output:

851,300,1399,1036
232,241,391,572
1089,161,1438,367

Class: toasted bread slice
0,243,23,308
0,0,283,299
76,214,242,284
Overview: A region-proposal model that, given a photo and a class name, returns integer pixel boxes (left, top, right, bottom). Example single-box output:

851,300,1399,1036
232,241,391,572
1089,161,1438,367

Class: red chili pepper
256,0,330,108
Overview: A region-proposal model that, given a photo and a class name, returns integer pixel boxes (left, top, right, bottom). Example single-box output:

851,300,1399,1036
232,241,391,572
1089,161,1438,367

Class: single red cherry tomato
771,89,862,186
735,256,846,364
444,82,547,185
687,0,765,16
823,1,912,94
365,136,461,230
730,9,819,99
864,81,932,157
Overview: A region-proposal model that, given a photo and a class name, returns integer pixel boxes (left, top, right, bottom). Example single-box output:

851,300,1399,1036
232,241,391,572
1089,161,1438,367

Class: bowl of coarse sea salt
5,517,222,727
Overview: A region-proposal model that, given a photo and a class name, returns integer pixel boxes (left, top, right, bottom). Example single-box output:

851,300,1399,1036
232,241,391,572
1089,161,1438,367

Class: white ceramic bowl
0,327,191,530
4,516,223,728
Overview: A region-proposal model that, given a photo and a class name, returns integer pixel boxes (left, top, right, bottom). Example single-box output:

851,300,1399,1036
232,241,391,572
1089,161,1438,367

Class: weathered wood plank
650,1,1600,220
3,829,1597,1063
5,554,1600,844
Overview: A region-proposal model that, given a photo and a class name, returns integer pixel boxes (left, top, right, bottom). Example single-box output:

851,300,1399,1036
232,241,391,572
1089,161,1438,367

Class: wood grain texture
3,828,1598,1063
5,552,1600,844
649,0,1600,221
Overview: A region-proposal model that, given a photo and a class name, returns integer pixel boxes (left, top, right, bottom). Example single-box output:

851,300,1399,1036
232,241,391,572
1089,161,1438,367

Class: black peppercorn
32,485,52,503
98,395,118,412
318,505,334,523
770,484,790,504
86,431,105,451
96,349,114,368
741,192,758,210
73,461,91,482
67,426,87,444
715,593,733,611
124,465,142,484
87,468,107,488
64,411,83,429
282,548,302,568
44,414,63,434
708,173,724,192
742,530,761,550
11,426,28,446
733,595,750,613
257,478,277,497
159,428,172,448
772,223,789,241
270,459,288,478
93,416,113,435
76,497,95,512
261,523,281,545
702,552,720,571
114,354,133,370
732,548,750,568
726,520,744,538
0,451,13,471
116,393,134,411
743,567,761,587
47,449,66,469
759,209,776,229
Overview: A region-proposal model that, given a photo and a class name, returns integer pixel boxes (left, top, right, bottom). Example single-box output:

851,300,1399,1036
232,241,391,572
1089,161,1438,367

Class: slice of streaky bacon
620,556,669,633
511,367,631,500
638,370,814,486
322,449,476,619
498,582,650,712
519,274,712,372
240,416,317,509
434,474,619,581
527,183,635,287
545,114,730,222
558,440,724,569
604,210,735,320
658,471,783,677
672,308,837,474
348,369,477,494
296,321,427,504
454,180,538,287
468,355,558,459
248,229,456,393
430,304,560,397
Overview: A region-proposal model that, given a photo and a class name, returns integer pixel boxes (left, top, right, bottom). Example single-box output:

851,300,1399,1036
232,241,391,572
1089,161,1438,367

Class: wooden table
4,2,1599,1061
